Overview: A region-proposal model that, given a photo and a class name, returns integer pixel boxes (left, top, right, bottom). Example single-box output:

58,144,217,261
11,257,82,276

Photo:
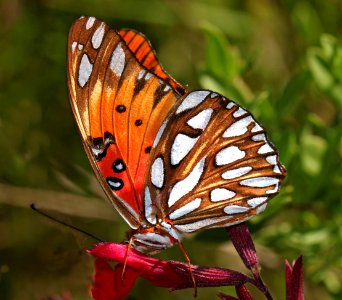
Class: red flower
89,242,252,300
88,224,305,300
285,256,304,300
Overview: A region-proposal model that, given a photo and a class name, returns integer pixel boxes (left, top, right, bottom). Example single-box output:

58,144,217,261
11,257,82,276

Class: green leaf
292,1,322,43
201,22,242,82
300,128,327,176
307,49,334,90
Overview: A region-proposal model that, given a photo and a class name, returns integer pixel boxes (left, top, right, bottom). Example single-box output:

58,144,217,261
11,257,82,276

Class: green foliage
199,18,341,298
0,0,341,299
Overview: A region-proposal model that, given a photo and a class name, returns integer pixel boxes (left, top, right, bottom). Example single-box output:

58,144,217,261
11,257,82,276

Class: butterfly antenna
30,203,103,242
177,241,197,297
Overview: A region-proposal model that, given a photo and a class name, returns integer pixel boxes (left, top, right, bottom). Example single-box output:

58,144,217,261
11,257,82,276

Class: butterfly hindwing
67,16,182,228
145,91,286,232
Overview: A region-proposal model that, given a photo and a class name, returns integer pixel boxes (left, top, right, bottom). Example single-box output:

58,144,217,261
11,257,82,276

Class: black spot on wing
116,105,126,113
89,131,115,161
135,119,142,126
106,176,124,191
112,159,126,173
153,84,170,107
134,74,147,96
145,146,152,153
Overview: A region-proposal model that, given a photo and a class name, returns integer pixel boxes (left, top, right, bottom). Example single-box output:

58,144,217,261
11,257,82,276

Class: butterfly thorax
129,219,182,254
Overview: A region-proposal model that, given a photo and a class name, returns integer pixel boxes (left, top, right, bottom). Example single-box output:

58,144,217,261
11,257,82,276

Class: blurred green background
0,0,341,299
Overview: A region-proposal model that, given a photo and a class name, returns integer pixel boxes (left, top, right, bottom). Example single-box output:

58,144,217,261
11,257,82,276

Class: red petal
91,259,115,300
89,242,251,290
286,256,304,300
226,224,259,271
285,259,293,300
235,285,253,300
227,225,272,298
113,264,141,300
91,258,141,300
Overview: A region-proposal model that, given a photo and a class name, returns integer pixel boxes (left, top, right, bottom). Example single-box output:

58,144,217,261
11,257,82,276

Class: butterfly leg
122,237,133,279
177,241,197,297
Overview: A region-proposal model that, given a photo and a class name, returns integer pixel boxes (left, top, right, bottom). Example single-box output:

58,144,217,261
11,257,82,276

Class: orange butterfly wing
118,29,186,96
145,91,286,232
67,16,182,228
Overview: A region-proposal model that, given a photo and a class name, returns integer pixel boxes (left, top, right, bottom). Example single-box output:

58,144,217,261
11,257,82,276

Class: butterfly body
67,16,286,253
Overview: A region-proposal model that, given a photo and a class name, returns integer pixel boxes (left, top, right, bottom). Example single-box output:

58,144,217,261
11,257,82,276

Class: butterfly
67,16,286,255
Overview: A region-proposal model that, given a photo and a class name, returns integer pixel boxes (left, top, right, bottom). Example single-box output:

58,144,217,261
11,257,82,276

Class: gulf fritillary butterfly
67,16,286,254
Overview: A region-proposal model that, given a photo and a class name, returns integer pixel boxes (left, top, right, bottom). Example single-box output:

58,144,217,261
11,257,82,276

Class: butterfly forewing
145,91,286,232
118,29,186,95
67,16,182,228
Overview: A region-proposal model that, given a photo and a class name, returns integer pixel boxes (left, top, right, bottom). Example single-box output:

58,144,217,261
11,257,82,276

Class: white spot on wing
210,92,218,98
168,157,206,207
145,72,152,80
144,187,156,224
226,102,236,109
266,155,281,174
78,43,84,50
176,91,210,114
247,197,268,207
91,23,105,49
215,146,245,166
252,133,274,154
171,134,199,165
86,17,96,30
78,54,93,87
222,166,252,180
258,143,274,154
210,188,236,202
151,157,164,188
138,70,146,79
110,43,125,76
107,179,121,189
91,146,103,158
223,116,254,138
169,198,202,220
163,85,171,92
256,203,267,214
233,107,247,117
174,216,230,233
240,177,279,188
187,108,213,130
252,123,263,132
273,165,281,173
224,205,249,214
252,133,266,142
71,41,77,52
